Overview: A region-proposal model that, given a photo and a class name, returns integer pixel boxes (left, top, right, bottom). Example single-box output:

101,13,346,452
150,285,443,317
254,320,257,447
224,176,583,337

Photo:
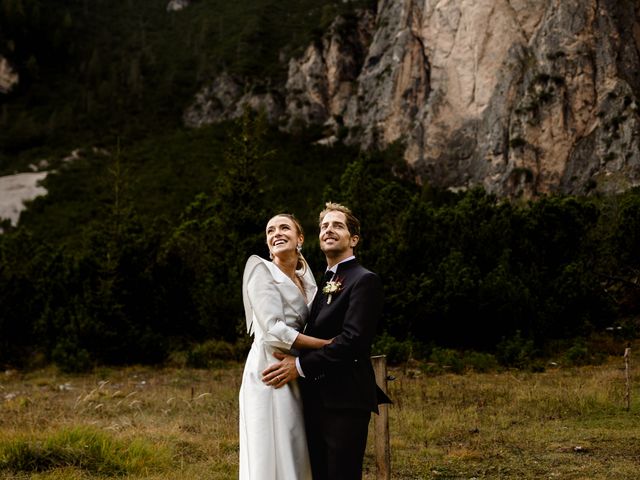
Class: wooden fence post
624,347,631,412
371,355,391,480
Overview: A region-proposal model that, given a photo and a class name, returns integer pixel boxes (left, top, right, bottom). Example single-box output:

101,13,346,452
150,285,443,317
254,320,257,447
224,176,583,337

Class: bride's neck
273,255,298,279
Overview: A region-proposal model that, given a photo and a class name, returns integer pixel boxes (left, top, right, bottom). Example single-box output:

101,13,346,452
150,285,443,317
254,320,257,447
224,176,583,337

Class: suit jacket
299,258,388,413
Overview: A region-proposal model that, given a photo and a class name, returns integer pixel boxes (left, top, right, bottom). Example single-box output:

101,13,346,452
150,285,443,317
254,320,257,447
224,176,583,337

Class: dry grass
385,360,640,479
0,366,240,479
1,353,639,479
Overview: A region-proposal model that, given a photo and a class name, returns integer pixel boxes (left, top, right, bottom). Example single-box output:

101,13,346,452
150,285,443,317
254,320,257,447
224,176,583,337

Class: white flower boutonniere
322,277,343,304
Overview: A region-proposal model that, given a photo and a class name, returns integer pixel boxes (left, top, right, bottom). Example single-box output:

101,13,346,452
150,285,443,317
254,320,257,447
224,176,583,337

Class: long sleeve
244,258,300,350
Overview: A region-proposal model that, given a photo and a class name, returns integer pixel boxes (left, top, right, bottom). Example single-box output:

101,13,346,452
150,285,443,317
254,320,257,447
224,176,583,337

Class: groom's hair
319,202,361,239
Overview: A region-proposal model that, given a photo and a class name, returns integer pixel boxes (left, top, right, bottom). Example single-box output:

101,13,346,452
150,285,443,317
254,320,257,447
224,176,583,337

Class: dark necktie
323,269,335,284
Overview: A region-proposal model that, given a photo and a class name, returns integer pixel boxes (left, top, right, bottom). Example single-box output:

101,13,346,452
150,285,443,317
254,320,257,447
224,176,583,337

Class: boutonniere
322,277,343,304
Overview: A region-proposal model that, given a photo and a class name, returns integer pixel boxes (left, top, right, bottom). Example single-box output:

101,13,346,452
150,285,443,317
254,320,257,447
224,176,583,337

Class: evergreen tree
163,107,271,340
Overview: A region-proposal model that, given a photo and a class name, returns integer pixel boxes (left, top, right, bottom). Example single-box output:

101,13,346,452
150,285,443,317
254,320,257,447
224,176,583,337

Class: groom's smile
319,211,359,262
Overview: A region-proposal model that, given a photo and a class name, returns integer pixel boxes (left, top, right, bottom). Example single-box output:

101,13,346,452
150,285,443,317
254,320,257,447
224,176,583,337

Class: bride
239,213,330,480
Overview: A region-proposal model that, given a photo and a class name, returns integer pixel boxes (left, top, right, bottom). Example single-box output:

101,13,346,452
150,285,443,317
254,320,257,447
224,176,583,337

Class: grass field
1,351,639,479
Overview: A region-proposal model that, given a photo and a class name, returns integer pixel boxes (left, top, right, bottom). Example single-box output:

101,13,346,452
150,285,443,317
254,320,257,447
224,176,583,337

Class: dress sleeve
245,260,300,350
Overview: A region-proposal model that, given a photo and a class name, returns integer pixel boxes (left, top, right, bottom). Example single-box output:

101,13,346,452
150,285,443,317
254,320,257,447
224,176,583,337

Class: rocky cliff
0,56,19,94
185,0,640,197
166,0,191,12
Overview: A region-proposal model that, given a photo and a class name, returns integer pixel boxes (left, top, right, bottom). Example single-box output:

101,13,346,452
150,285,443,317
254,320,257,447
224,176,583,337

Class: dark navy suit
299,258,388,480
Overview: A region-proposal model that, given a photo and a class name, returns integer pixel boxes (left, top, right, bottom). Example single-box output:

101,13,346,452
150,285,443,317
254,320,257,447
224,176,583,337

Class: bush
463,351,499,373
563,339,590,366
496,332,538,369
51,340,92,373
372,333,415,365
561,338,607,366
428,347,465,374
186,340,244,368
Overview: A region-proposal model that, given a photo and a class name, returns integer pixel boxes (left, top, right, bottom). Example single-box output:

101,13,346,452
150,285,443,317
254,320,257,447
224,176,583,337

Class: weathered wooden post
371,355,391,480
624,347,631,412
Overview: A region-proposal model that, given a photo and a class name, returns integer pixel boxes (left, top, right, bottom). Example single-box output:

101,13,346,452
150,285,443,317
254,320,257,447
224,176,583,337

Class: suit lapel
309,259,357,329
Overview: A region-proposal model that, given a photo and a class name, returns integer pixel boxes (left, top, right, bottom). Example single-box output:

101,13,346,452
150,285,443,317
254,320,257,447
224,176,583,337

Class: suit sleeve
245,261,299,350
299,271,383,378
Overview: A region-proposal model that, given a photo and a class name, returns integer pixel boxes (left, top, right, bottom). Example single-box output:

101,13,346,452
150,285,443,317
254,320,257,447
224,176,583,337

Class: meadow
1,350,639,479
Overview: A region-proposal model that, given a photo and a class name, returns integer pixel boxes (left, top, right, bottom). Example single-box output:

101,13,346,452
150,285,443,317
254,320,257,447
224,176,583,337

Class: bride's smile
266,217,301,258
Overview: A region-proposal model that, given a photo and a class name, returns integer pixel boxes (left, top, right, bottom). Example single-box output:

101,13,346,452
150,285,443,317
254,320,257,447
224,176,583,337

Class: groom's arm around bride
262,202,390,480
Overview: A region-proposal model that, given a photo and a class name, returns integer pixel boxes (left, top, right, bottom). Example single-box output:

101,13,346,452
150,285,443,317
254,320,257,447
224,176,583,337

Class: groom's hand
262,352,299,389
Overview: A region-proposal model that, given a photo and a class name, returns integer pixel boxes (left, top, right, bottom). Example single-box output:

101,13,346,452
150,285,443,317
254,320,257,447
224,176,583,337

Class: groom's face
319,211,358,259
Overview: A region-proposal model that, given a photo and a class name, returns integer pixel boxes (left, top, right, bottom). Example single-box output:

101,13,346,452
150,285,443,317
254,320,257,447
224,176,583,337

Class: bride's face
266,216,303,260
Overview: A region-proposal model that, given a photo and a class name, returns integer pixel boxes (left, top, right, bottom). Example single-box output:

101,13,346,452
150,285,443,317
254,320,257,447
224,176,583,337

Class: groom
262,202,389,480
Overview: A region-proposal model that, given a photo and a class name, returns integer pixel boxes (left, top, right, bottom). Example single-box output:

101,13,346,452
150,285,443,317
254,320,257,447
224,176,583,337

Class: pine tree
163,106,272,340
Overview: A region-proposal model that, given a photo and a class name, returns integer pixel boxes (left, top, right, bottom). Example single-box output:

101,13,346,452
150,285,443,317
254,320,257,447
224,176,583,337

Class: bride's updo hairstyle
269,213,308,275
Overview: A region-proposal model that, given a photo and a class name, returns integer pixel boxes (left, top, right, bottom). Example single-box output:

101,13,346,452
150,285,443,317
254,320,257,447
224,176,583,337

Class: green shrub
496,331,537,369
463,351,499,373
51,341,93,373
428,347,465,374
562,338,606,366
372,332,414,365
186,340,242,368
563,340,590,366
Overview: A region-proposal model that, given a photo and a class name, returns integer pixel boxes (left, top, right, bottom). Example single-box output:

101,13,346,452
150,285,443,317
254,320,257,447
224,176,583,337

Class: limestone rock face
185,0,640,197
284,11,376,133
342,1,430,152
166,0,190,12
0,56,19,94
0,172,47,227
183,72,283,127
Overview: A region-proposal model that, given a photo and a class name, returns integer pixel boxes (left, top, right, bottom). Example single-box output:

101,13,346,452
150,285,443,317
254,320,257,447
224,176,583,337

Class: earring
269,251,273,260
296,244,302,253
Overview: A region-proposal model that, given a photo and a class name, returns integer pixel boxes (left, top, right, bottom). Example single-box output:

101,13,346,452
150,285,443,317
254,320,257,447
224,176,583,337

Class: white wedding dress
239,255,317,480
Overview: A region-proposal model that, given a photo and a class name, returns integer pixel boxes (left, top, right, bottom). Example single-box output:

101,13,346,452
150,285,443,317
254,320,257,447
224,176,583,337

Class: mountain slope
188,0,640,197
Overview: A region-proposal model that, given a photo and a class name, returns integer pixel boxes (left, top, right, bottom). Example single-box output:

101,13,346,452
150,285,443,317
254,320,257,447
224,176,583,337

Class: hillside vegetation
0,0,371,170
0,0,639,371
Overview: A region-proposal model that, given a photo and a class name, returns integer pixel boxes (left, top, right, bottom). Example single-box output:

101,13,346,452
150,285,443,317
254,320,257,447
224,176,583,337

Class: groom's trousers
304,391,371,480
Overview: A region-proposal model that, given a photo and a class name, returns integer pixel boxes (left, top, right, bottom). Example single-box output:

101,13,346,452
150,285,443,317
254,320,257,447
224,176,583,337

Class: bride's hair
269,213,308,275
